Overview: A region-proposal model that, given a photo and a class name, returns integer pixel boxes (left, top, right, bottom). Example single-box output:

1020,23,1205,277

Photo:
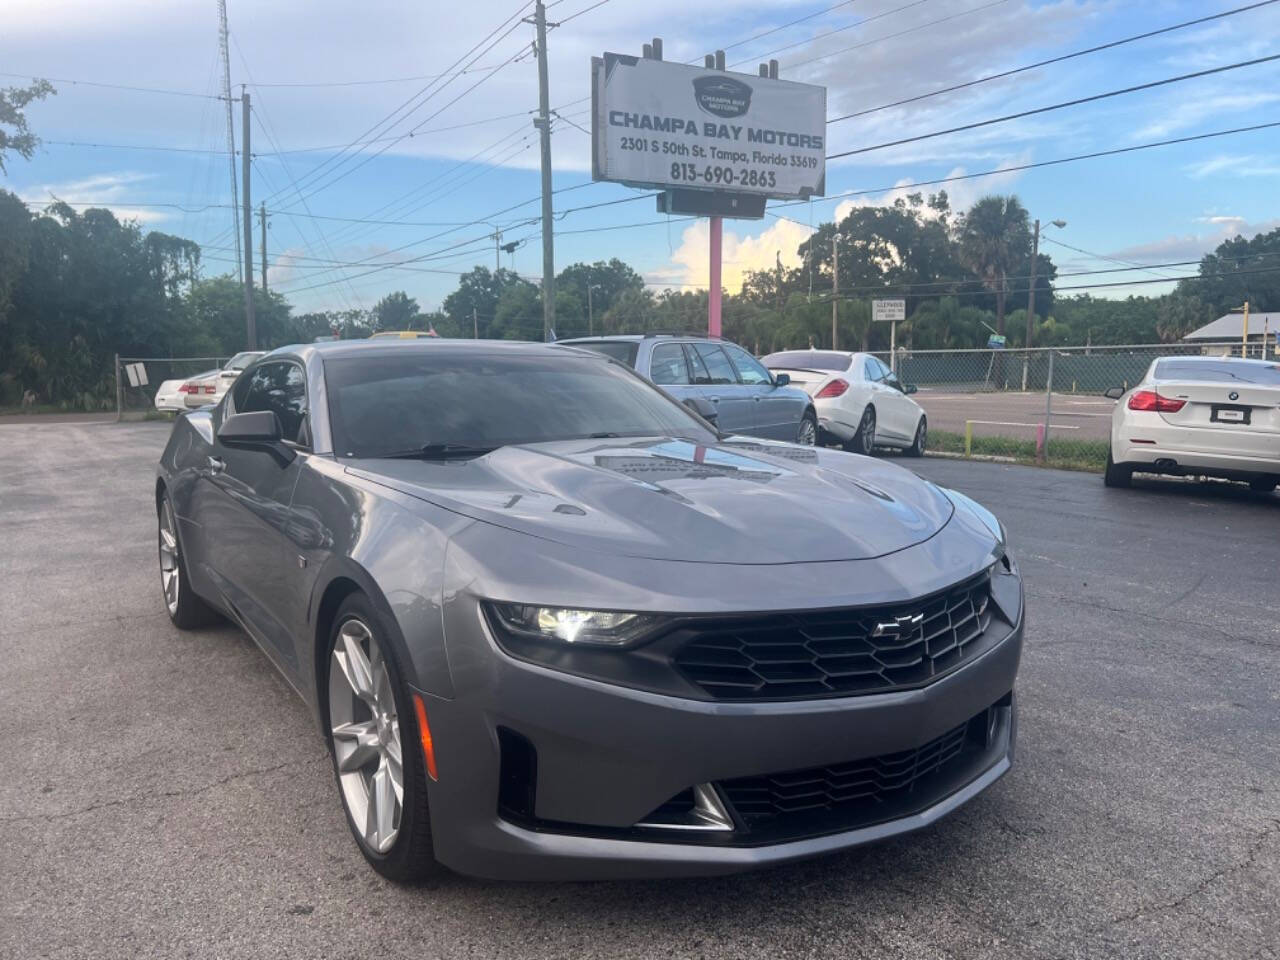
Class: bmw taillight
814,378,849,399
178,383,195,394
203,384,217,394
1128,390,1185,412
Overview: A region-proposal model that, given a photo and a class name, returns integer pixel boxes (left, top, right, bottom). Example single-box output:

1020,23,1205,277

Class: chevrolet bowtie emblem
872,612,924,638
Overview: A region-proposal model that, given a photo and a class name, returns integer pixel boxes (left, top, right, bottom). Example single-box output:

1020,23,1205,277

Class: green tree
372,290,420,331
0,79,55,173
1179,227,1280,315
956,195,1032,340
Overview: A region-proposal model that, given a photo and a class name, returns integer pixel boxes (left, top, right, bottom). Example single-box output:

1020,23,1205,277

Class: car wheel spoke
335,623,377,706
370,761,397,852
332,720,380,773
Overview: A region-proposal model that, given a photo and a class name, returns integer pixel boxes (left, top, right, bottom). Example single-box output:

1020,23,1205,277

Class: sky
4,0,1279,315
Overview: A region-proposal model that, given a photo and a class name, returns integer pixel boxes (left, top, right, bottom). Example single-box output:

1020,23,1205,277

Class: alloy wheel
797,416,817,446
158,499,180,615
859,409,876,455
329,618,404,854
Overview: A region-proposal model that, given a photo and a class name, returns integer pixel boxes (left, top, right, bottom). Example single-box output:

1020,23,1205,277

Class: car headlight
488,603,665,647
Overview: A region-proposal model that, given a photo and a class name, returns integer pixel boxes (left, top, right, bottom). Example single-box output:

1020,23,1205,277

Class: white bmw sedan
761,349,928,456
1104,355,1280,492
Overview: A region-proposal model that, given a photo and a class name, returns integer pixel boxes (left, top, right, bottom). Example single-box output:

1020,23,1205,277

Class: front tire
158,493,219,628
1103,447,1133,488
796,410,818,446
844,406,876,456
326,593,440,881
906,417,927,457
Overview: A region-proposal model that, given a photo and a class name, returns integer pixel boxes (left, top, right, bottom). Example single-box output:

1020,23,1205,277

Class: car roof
558,334,738,344
1155,354,1278,366
267,338,580,364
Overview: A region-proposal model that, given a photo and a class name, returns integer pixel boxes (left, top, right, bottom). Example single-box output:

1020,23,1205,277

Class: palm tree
957,196,1032,340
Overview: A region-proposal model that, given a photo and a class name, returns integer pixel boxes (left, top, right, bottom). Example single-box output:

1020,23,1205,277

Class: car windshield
1155,359,1280,385
761,350,849,371
560,341,638,367
324,351,717,458
225,351,262,370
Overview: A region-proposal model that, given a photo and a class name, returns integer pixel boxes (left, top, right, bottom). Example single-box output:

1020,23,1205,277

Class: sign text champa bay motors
592,54,826,200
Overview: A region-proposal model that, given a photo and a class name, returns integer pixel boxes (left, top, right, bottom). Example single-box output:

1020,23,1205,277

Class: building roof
1183,312,1280,340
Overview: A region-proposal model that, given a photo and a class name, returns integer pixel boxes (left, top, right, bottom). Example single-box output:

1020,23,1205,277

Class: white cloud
651,215,815,292
22,171,171,223
1105,216,1280,265
1184,155,1280,180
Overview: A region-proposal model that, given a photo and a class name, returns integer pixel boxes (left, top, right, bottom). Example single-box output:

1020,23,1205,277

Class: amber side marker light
412,693,439,781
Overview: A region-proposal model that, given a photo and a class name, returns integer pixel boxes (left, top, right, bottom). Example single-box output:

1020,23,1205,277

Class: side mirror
683,396,719,426
1103,387,1125,401
219,410,283,444
904,383,918,395
773,372,791,387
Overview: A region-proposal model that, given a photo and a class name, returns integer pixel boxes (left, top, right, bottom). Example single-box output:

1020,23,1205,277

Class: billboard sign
592,54,826,200
872,299,906,323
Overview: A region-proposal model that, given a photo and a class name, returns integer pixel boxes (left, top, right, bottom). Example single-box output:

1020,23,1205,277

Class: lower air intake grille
716,706,1003,839
671,570,996,700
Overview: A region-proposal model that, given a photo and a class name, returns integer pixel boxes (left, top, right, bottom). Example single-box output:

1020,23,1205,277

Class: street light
587,283,602,336
1023,217,1066,390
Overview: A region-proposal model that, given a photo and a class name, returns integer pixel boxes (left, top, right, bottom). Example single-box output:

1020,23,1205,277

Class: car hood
347,437,952,564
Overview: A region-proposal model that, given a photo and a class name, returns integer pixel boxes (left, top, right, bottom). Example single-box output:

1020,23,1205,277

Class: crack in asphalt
1035,592,1280,651
0,756,325,824
1087,819,1280,933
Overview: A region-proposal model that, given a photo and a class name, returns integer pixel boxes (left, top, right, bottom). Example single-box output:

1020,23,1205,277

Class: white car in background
154,369,216,412
1104,355,1280,492
760,349,928,456
182,351,265,409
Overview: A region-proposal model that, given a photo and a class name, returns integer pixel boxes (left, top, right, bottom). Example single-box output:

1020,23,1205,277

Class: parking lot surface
915,391,1115,442
2,421,1277,960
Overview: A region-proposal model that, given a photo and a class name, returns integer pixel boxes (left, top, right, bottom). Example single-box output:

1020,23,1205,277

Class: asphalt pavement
1,421,1277,960
915,391,1115,442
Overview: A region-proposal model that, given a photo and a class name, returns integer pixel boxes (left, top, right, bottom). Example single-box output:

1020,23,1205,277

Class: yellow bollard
965,420,973,458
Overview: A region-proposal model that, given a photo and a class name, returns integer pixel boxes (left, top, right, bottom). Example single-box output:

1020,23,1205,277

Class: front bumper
418,594,1023,880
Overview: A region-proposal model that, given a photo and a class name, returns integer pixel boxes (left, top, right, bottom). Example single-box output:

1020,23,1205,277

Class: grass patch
929,429,1108,473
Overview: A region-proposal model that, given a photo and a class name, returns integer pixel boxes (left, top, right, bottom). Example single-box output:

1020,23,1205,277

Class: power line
782,119,1280,210
786,0,1009,71
0,71,219,99
728,0,937,67
38,139,233,155
716,1,861,56
827,0,1280,125
827,53,1280,160
556,0,613,25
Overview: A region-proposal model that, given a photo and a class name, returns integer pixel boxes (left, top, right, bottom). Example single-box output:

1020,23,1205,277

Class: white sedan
182,351,265,409
1104,355,1280,492
154,370,215,413
760,349,927,456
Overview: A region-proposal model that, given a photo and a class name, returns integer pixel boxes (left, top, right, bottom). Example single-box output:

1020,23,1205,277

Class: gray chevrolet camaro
156,339,1024,881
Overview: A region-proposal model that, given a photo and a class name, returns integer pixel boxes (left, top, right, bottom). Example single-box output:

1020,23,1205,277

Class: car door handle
207,456,225,475
753,396,762,402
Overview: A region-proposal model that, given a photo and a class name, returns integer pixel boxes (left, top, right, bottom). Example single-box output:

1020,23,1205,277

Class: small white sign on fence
872,299,905,323
125,363,148,388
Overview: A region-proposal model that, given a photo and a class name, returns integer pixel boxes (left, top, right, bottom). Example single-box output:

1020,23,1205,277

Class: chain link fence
115,355,228,420
866,339,1276,464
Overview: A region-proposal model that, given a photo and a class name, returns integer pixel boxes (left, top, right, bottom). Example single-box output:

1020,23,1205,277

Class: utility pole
531,1,556,341
831,237,839,350
259,201,268,294
241,87,256,349
216,0,241,284
1023,218,1040,391
493,228,502,272
587,283,594,336
473,307,478,340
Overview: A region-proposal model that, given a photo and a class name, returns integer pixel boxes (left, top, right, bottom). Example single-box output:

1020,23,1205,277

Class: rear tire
906,417,927,457
844,406,876,456
158,493,219,629
325,593,442,882
1103,447,1132,488
1249,476,1278,493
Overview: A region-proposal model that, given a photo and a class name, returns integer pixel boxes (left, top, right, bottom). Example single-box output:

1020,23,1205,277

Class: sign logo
1229,391,1240,401
692,76,753,119
871,612,924,639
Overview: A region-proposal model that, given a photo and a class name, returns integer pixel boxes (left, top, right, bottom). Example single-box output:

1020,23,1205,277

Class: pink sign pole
708,215,723,337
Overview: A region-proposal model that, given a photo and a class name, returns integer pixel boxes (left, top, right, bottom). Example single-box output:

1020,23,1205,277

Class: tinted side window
649,343,691,384
237,361,308,444
564,341,638,367
683,345,712,384
724,344,772,385
692,343,737,384
864,358,882,382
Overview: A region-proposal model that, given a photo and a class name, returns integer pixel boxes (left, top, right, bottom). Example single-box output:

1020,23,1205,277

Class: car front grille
670,570,997,700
